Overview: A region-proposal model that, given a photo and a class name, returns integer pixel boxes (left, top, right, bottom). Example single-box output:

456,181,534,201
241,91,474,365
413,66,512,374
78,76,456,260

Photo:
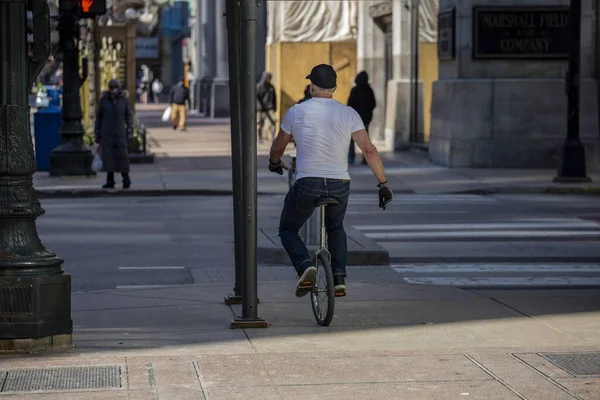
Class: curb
35,189,415,199
35,186,600,199
451,186,600,196
257,246,390,266
36,189,238,198
257,226,390,266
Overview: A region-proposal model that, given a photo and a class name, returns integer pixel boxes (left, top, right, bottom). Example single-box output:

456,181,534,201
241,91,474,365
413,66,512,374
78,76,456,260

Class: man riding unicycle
268,64,393,298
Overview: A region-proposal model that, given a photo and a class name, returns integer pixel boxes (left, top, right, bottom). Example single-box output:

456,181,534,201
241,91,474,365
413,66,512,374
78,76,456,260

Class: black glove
268,158,288,175
378,181,393,210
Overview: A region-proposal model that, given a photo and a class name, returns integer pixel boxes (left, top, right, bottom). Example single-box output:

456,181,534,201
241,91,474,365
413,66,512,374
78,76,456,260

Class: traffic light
79,0,106,18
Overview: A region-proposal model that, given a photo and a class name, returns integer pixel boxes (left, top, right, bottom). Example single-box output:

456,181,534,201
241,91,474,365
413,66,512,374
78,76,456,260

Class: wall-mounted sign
135,37,159,59
438,7,456,61
473,6,570,59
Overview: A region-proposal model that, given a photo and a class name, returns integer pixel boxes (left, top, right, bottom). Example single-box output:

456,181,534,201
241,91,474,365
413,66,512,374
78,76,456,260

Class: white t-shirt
280,98,365,180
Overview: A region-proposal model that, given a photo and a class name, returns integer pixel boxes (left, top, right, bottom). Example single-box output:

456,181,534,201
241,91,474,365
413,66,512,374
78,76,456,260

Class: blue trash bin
33,106,62,172
47,87,62,108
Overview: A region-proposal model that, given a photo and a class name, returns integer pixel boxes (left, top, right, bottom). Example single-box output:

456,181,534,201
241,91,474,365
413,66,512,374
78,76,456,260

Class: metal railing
288,155,320,245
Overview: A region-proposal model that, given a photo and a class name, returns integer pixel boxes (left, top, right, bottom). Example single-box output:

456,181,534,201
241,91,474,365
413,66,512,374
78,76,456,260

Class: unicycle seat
315,197,339,207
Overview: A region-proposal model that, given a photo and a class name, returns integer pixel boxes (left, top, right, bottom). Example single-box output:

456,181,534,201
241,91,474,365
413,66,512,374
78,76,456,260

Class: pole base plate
0,334,72,354
224,295,242,305
231,317,268,329
554,138,591,183
49,150,95,177
224,295,259,305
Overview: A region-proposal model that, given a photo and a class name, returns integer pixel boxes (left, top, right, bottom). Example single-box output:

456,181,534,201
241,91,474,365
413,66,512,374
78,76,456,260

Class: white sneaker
295,266,317,297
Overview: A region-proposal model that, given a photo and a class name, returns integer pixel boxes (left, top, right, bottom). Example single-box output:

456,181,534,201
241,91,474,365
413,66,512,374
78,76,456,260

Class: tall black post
224,0,243,305
409,0,420,143
231,0,267,329
0,0,72,352
49,0,94,177
554,0,591,183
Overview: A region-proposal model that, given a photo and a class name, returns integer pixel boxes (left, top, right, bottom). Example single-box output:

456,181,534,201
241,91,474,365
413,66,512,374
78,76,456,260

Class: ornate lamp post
0,0,72,351
49,0,94,176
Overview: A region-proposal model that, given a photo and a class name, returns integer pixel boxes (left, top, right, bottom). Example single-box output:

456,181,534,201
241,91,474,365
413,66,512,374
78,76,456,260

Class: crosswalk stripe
364,230,600,240
403,277,600,287
348,195,493,202
392,264,600,273
355,220,600,231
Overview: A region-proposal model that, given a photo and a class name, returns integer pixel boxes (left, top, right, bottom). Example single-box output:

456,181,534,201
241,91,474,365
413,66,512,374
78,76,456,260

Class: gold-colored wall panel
266,41,357,129
418,42,439,143
331,41,358,106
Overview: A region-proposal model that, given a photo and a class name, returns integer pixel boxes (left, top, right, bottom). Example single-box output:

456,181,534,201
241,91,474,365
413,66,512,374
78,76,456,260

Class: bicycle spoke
312,263,329,319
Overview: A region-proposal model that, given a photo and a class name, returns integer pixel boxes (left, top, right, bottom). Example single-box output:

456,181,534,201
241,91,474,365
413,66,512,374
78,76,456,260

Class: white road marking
365,230,600,240
116,285,187,289
356,220,600,231
403,277,600,286
392,264,600,273
118,266,186,270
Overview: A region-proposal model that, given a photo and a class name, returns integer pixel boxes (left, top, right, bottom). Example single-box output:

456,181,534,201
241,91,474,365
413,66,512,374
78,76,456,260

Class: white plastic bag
91,145,103,172
161,106,172,122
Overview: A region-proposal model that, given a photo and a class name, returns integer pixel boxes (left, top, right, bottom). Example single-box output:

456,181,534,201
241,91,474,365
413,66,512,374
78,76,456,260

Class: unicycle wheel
310,252,335,326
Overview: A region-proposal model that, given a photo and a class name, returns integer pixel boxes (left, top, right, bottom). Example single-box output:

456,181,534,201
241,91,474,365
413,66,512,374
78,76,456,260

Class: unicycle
309,197,338,326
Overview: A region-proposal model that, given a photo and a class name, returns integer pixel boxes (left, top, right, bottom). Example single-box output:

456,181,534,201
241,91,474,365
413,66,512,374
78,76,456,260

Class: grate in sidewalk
1,365,122,392
540,352,600,376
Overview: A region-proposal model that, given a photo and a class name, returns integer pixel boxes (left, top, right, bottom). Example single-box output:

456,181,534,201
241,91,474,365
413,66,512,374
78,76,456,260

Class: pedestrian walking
169,77,190,131
151,78,163,104
256,71,277,143
139,80,149,105
95,79,133,189
347,71,376,165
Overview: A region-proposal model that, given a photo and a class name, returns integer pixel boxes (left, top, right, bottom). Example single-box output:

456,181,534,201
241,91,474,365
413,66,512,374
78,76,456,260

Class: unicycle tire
310,252,335,326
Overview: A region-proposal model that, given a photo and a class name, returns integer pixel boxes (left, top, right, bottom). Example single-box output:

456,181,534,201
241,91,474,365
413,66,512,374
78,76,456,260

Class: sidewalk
33,105,600,197
1,279,599,399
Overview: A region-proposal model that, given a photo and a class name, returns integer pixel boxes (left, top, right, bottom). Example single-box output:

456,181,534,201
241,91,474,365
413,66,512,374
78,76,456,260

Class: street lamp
0,0,72,351
49,0,95,176
554,0,591,183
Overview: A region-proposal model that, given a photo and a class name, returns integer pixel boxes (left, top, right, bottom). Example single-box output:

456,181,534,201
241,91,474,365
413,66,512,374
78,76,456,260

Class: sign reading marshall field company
473,6,570,59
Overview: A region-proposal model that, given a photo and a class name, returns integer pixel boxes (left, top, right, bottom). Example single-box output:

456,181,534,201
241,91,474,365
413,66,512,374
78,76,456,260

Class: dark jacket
169,83,189,105
95,92,133,173
347,71,376,126
297,85,312,104
257,71,276,111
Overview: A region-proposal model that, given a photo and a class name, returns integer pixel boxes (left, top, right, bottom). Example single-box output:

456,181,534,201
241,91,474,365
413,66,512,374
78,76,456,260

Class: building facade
265,1,359,132
358,0,599,169
429,0,599,169
192,0,267,118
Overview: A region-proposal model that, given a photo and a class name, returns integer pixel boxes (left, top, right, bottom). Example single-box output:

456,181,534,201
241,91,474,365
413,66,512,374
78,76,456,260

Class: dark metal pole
554,0,591,183
231,0,267,329
410,0,420,144
49,0,94,177
224,0,243,305
0,0,72,352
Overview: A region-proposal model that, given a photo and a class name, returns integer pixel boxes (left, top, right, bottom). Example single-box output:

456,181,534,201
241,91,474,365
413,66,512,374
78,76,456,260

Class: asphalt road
35,193,600,292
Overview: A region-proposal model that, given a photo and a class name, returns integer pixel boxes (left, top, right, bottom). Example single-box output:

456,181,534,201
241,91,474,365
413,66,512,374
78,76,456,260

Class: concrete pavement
1,195,598,398
32,105,600,197
1,281,599,399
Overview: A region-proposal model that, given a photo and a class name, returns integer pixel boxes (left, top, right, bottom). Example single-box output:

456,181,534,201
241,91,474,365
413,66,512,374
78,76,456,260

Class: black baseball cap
305,64,337,89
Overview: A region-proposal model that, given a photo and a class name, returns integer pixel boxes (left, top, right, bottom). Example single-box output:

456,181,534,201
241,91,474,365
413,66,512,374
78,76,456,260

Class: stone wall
429,0,599,169
357,1,387,145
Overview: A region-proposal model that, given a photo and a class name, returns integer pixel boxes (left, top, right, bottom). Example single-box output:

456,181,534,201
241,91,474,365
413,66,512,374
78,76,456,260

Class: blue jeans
279,178,350,277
